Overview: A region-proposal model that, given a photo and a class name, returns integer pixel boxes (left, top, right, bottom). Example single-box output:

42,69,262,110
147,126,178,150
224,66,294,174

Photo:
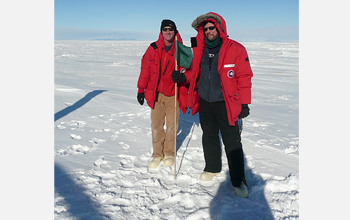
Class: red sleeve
235,46,253,104
137,46,153,90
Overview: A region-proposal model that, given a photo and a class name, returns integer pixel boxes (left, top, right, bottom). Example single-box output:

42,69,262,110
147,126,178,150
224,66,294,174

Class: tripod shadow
55,90,107,121
209,156,274,220
175,110,199,172
175,109,200,154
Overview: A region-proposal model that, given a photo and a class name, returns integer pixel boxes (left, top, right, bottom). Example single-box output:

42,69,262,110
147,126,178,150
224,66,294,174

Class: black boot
227,147,246,187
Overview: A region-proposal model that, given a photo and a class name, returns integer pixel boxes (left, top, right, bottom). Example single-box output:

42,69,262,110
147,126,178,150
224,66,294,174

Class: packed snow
54,40,299,219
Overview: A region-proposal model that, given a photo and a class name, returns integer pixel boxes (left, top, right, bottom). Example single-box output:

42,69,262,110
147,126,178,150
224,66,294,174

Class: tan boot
234,181,249,198
199,172,220,181
148,157,162,169
163,155,174,167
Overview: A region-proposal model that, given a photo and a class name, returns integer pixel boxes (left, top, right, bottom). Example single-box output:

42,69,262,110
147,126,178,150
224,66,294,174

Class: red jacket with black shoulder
185,12,253,125
137,32,188,114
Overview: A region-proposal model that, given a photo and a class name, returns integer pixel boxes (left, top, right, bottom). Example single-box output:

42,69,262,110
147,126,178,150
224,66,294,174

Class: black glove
172,70,186,83
238,104,250,119
137,93,145,105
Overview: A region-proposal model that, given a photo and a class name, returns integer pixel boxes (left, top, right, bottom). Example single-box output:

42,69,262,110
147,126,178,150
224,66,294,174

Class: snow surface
54,40,299,219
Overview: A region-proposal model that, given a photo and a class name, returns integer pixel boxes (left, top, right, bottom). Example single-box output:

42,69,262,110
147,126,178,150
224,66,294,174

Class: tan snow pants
151,93,180,158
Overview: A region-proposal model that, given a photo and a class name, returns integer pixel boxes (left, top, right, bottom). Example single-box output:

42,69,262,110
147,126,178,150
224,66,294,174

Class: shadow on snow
177,112,274,219
176,110,200,171
55,89,108,218
54,164,109,219
209,156,275,219
55,90,107,121
55,100,273,219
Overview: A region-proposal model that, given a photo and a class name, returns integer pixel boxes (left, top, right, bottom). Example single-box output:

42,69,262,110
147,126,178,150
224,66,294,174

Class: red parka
137,32,188,114
184,12,253,126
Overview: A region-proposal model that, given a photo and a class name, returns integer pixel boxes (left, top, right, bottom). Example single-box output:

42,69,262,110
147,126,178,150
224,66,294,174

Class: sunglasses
203,26,216,32
162,27,174,32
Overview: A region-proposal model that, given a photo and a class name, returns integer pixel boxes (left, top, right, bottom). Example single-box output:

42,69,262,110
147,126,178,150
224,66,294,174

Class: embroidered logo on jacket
227,70,234,78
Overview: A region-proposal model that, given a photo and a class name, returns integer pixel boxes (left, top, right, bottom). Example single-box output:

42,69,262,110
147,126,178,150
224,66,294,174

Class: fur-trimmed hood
191,12,227,36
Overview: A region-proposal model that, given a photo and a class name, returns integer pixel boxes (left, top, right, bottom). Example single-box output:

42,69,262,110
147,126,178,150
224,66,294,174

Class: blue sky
55,0,299,41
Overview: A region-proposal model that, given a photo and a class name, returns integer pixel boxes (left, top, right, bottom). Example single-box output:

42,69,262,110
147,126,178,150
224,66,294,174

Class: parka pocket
222,66,239,97
222,65,241,119
227,92,241,121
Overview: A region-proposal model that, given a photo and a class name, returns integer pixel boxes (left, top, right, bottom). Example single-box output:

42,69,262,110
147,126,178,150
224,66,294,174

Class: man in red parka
137,19,188,171
172,13,253,197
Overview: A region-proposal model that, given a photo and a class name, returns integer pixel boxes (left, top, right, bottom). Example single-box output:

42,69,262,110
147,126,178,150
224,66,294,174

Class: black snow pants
199,98,246,187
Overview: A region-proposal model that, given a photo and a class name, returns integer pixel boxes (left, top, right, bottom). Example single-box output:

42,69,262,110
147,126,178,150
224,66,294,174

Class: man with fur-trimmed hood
172,12,253,198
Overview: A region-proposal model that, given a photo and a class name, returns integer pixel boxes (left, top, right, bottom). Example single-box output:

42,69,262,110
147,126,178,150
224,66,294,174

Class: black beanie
160,19,177,33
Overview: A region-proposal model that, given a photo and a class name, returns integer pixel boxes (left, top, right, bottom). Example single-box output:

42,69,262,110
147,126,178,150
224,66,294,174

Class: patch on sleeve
227,70,234,78
245,57,249,62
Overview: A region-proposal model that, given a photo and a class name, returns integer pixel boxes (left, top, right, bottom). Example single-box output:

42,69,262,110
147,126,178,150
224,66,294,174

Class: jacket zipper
208,69,211,102
163,60,170,75
208,53,214,102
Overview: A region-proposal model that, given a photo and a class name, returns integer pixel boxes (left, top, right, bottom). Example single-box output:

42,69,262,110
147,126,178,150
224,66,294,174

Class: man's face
162,26,175,43
204,22,219,41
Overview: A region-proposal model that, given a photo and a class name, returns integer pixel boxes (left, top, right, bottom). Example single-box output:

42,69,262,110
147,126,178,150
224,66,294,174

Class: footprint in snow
110,132,119,140
94,156,107,167
56,144,90,155
56,123,66,129
118,142,130,150
69,134,81,140
89,138,106,146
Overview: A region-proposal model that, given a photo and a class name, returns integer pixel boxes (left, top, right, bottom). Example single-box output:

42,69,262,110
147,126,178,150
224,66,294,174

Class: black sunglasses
162,27,174,32
203,26,216,32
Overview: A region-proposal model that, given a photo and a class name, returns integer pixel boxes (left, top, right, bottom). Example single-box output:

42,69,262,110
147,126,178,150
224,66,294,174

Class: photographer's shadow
210,156,274,220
